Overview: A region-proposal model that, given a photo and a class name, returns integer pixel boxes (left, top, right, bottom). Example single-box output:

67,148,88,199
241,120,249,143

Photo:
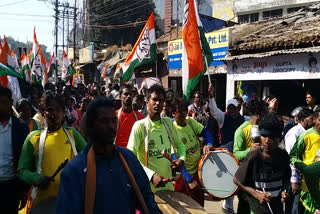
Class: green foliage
1,36,51,60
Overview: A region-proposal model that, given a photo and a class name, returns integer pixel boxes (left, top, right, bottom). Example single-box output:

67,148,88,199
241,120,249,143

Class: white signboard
227,53,320,81
226,52,320,102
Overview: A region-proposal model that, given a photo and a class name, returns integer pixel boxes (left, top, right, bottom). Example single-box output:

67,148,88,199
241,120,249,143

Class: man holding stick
17,94,86,214
127,84,187,193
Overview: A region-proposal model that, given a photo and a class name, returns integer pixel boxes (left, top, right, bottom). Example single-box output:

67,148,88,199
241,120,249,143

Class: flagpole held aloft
205,56,212,85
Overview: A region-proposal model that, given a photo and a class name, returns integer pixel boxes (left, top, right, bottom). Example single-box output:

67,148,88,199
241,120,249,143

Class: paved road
204,195,238,214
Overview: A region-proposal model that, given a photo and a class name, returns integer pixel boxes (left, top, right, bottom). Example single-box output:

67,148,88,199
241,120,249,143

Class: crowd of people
0,80,319,214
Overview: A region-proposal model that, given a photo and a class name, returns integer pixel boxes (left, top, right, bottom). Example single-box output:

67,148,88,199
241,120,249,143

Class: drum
155,191,207,214
198,149,239,199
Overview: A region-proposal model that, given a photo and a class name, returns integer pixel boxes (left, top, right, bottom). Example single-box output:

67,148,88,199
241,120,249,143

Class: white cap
227,99,239,107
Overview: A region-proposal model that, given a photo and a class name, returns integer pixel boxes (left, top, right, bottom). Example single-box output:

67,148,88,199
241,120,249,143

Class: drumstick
162,150,177,167
262,188,273,214
161,176,176,183
51,158,69,179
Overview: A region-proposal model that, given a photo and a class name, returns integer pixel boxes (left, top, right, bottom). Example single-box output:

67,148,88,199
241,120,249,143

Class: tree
1,36,51,60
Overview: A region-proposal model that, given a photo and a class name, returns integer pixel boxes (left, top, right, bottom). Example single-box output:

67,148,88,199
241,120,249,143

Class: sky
0,0,72,54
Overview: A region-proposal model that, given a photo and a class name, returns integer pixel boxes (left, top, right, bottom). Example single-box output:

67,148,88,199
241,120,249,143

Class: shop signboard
168,28,229,69
228,53,320,80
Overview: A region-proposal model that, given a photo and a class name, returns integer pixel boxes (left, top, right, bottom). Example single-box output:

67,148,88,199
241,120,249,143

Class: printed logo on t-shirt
182,138,187,145
148,140,155,149
149,147,170,158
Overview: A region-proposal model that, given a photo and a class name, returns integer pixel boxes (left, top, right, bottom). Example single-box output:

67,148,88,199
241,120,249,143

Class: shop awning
222,46,320,61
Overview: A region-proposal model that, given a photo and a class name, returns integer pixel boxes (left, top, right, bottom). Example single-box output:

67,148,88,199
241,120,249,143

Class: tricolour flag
101,64,107,79
62,50,76,82
21,53,31,83
181,0,213,100
47,52,56,78
30,28,42,84
7,50,22,103
122,12,156,81
113,63,121,78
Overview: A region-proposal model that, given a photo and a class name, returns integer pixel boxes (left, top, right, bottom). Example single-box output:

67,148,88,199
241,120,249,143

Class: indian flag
6,50,22,103
30,28,42,84
21,53,31,83
62,50,76,82
181,0,213,100
0,37,21,88
122,12,156,82
47,52,56,78
113,63,121,78
101,64,107,79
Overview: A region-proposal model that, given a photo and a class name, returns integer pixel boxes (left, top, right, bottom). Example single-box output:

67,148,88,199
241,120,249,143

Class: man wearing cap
208,84,245,213
233,112,291,214
233,98,268,214
208,84,244,152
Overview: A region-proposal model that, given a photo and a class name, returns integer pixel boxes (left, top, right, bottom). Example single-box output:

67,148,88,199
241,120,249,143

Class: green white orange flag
47,52,56,78
31,28,42,84
122,12,156,82
181,0,213,100
21,53,31,83
101,64,107,79
62,50,76,83
7,50,22,103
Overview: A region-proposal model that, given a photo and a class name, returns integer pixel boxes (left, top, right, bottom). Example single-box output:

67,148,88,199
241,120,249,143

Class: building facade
235,0,320,23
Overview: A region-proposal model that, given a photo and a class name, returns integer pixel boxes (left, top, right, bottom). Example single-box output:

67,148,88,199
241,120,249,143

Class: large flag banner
47,52,56,78
31,28,42,84
21,53,31,83
181,0,213,100
62,50,76,82
122,12,156,81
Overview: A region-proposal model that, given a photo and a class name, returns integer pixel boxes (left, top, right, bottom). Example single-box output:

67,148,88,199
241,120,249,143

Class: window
287,7,302,13
250,13,259,22
238,14,249,24
238,13,259,24
263,9,283,19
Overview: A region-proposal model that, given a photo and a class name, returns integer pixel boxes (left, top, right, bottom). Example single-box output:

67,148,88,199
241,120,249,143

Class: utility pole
62,5,65,53
55,0,59,82
73,0,77,63
67,9,69,51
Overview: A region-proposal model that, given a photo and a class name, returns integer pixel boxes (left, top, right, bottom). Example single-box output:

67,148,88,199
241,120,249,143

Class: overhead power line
0,0,29,7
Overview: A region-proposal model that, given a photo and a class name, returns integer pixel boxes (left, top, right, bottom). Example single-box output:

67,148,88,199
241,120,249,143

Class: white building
235,0,320,23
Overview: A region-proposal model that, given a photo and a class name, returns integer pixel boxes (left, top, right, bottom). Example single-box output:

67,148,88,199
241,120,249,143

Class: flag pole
205,56,212,85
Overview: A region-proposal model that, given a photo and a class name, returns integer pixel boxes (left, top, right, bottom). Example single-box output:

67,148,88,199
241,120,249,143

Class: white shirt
0,117,14,180
284,123,305,184
208,98,225,128
285,123,305,154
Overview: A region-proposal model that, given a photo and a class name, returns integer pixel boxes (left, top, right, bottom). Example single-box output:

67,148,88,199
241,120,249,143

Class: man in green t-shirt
173,98,214,206
127,84,186,193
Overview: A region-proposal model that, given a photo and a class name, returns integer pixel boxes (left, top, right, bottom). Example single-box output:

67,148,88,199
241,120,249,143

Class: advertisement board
168,28,229,69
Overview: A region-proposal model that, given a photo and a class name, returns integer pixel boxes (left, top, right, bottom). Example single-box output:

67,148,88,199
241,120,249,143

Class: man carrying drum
127,84,186,193
17,94,87,214
233,112,291,214
172,98,214,206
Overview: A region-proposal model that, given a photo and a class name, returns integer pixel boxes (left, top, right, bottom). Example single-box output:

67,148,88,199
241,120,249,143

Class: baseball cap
227,99,239,107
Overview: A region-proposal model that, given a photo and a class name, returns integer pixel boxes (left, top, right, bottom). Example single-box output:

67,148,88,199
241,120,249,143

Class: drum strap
84,145,150,214
143,117,178,167
185,118,202,149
